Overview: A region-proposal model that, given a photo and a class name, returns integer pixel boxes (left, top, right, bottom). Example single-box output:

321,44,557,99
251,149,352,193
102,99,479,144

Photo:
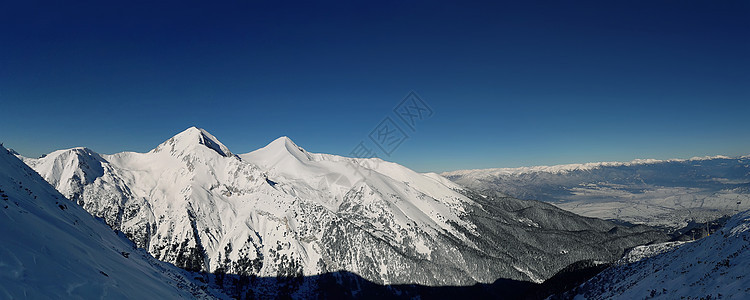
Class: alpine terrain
0,145,226,299
443,157,750,229
568,209,750,299
19,127,668,295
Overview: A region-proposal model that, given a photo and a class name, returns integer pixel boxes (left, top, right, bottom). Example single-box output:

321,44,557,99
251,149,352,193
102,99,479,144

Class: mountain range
16,127,666,294
443,156,750,229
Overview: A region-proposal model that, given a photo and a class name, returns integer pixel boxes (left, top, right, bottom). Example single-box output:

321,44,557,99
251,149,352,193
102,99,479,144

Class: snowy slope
0,145,225,299
20,127,667,287
570,209,750,299
615,241,689,265
443,157,750,228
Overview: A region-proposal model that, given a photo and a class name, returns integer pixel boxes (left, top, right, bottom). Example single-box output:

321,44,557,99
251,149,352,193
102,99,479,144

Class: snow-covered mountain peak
0,145,225,299
240,135,312,170
19,147,106,195
267,136,307,155
152,126,233,157
16,128,669,288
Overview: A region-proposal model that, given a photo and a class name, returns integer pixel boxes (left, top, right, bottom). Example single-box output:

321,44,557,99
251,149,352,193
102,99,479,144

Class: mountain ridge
567,209,750,299
18,126,668,288
151,126,234,158
0,145,226,299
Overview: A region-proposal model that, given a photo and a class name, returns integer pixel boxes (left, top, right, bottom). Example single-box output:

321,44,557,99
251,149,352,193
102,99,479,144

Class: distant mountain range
443,156,750,229
16,127,665,296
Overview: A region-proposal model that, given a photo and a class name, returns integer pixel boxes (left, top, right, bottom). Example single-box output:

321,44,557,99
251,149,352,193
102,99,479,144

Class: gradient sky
2,1,749,172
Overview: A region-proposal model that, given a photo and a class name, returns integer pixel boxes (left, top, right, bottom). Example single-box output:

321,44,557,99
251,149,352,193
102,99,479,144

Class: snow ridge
574,210,750,299
18,127,666,288
0,145,226,299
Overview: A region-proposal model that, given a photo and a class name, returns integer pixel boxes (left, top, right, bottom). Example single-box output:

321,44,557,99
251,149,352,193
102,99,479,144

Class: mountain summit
19,127,667,294
0,145,224,298
152,126,233,157
241,136,313,170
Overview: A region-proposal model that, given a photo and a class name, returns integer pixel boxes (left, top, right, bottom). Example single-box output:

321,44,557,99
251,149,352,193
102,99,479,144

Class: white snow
442,155,737,176
0,146,226,299
615,241,689,265
575,210,750,299
442,155,750,228
513,266,543,284
20,127,483,285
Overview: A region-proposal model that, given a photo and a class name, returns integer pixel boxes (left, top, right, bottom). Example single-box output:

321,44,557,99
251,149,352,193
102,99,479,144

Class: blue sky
2,1,748,172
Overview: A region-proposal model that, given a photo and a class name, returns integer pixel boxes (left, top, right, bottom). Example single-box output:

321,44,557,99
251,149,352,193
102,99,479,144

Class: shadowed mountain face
189,270,538,300
444,157,750,229
19,127,667,288
192,260,617,300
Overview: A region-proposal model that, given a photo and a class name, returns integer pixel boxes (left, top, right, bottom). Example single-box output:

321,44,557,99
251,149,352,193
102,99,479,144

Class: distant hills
444,155,750,229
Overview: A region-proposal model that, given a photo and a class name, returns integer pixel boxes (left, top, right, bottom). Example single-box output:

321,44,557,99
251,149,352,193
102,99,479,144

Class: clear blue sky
2,1,748,172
